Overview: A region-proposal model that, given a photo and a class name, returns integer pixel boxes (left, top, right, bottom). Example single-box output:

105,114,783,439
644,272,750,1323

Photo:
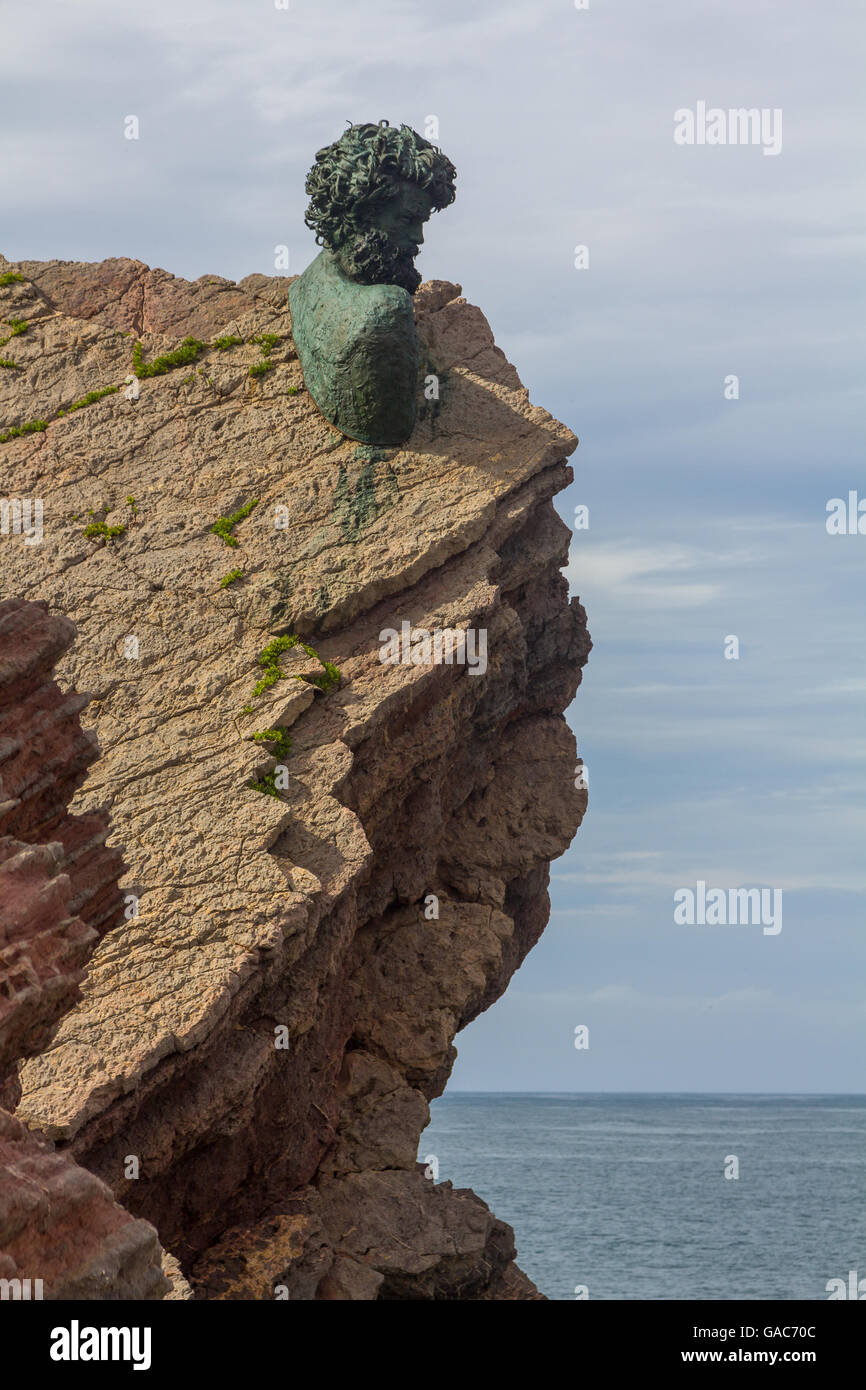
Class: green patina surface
290,253,418,446
289,120,456,447
333,457,399,541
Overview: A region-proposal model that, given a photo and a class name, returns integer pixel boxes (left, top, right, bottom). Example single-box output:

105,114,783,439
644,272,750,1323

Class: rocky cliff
0,598,169,1298
0,253,590,1298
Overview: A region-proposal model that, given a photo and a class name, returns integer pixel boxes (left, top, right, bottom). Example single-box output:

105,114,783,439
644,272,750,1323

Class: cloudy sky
3,0,864,1091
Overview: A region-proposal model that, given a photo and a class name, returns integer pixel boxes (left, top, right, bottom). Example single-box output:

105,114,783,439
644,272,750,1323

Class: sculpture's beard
334,228,421,294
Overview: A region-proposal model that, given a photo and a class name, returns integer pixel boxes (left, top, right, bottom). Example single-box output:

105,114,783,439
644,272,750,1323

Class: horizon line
438,1089,866,1097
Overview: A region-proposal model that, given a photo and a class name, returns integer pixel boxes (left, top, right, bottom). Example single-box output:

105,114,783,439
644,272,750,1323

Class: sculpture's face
374,181,433,257
333,180,434,294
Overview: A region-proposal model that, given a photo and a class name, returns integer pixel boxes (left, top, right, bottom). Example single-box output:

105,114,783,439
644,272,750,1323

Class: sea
420,1093,866,1300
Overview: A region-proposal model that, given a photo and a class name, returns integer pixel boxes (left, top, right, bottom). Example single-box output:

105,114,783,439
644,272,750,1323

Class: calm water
420,1094,866,1300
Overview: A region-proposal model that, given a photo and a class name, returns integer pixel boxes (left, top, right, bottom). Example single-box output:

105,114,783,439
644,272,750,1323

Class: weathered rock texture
0,599,168,1298
0,253,590,1298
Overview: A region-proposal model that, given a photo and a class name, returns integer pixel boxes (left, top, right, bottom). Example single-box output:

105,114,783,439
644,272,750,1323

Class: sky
2,0,864,1091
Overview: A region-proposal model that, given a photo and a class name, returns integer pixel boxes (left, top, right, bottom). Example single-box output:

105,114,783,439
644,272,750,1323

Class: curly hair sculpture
304,119,457,251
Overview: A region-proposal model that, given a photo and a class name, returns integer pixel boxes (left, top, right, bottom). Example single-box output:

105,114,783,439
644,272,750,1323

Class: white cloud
567,542,722,608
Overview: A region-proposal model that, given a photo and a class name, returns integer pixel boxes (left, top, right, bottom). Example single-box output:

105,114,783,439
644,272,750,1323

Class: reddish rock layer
0,599,167,1298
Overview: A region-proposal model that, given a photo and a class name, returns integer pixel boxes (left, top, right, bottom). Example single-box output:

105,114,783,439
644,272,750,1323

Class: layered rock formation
0,599,168,1298
0,253,590,1298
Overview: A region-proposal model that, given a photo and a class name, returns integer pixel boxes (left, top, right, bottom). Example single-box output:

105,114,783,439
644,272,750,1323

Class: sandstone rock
160,1250,194,1300
0,252,590,1298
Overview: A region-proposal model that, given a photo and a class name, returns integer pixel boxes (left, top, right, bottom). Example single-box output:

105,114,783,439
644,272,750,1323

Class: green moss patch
251,727,293,759
0,419,47,444
133,336,207,378
247,726,293,797
81,496,137,540
303,660,341,694
250,633,341,699
248,771,281,798
84,520,126,540
58,385,119,416
251,333,281,355
0,317,27,350
211,498,258,548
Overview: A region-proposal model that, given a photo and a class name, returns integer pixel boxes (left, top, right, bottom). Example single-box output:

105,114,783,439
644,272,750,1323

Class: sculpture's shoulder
290,257,412,346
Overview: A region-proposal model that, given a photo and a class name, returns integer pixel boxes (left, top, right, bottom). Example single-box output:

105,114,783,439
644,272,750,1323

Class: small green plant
211,498,258,547
0,272,25,286
250,633,341,699
248,771,280,798
247,332,280,379
0,357,19,370
247,725,293,797
241,703,254,715
251,727,293,760
63,384,119,414
84,519,126,540
133,336,207,378
252,634,299,696
251,333,280,355
0,317,27,350
212,334,243,351
220,567,243,588
287,385,301,395
303,661,341,694
126,495,138,515
82,501,126,540
0,419,47,444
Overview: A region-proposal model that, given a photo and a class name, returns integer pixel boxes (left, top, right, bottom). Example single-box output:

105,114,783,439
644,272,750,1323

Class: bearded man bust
289,121,457,447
